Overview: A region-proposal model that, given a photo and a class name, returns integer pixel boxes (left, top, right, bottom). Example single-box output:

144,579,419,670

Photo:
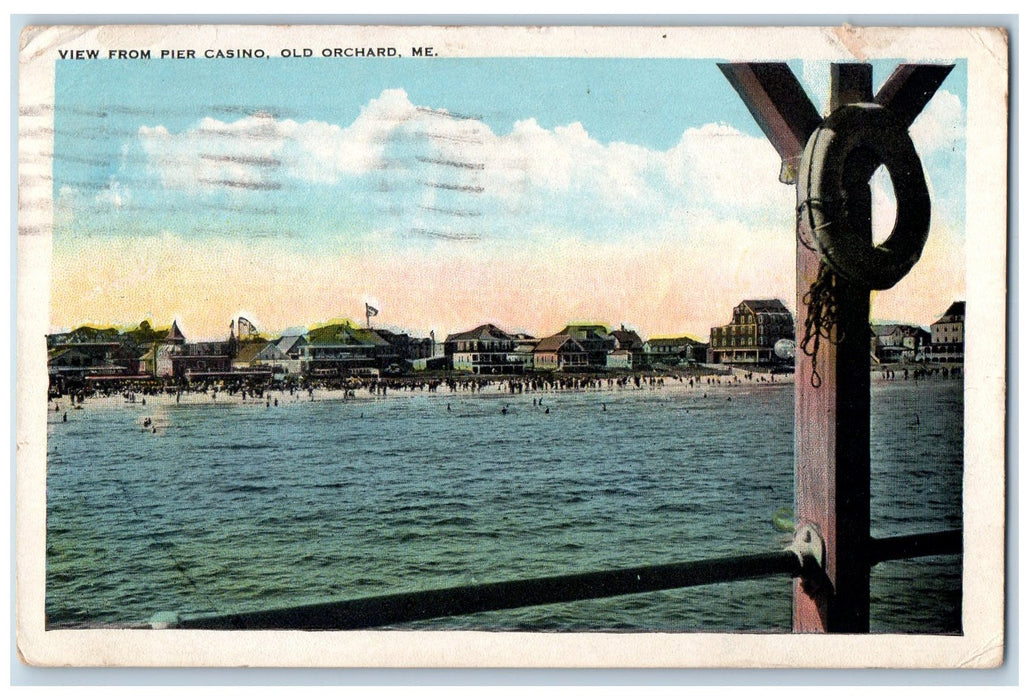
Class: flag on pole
365,304,379,317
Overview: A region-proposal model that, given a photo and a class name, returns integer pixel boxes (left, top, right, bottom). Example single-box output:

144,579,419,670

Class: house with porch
928,301,965,363
871,324,931,364
533,334,589,371
708,299,795,365
645,335,708,365
558,324,615,368
302,322,392,377
444,324,523,374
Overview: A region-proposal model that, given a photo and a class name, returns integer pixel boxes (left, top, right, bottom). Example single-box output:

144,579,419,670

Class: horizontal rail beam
868,529,962,566
153,529,961,631
175,550,802,630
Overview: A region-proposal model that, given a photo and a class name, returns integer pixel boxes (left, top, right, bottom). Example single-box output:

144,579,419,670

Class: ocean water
45,376,962,632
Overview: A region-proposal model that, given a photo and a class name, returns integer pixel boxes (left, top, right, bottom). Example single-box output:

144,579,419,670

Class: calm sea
45,376,962,633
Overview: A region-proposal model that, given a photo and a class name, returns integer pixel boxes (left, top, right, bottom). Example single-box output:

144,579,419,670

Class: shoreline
45,367,964,416
49,370,792,412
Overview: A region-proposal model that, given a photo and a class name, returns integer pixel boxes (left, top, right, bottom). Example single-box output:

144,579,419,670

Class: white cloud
139,113,289,191
138,89,471,190
665,123,789,216
94,179,126,209
135,89,795,240
909,88,965,154
478,118,653,204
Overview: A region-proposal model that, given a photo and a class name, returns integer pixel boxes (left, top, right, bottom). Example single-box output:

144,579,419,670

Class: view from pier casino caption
57,46,431,60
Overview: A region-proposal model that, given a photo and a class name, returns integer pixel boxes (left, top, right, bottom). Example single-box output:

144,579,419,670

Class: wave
222,483,277,493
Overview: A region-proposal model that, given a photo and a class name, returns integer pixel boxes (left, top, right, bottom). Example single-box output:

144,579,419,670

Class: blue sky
49,57,967,340
56,58,766,147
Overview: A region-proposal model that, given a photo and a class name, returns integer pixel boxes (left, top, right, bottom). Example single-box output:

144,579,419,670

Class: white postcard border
15,23,1009,668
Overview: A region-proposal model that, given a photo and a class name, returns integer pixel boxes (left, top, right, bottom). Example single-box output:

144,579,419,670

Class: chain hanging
795,186,848,389
798,261,845,388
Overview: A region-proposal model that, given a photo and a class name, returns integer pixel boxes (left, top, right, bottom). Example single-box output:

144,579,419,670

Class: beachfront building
172,341,233,380
372,329,434,370
511,334,540,371
254,335,307,376
153,321,187,377
47,346,96,377
871,324,931,364
558,324,616,368
46,327,135,379
708,299,795,365
47,344,125,379
644,335,708,365
609,326,647,369
275,334,308,359
611,326,645,352
928,301,965,363
231,340,273,370
605,348,635,370
47,320,186,385
302,322,391,377
122,321,187,378
444,323,524,375
533,334,589,371
242,341,291,378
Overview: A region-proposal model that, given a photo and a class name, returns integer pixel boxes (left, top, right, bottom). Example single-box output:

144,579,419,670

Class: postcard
16,24,1008,668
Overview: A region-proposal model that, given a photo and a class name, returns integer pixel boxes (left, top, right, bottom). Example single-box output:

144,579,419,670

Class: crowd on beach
48,360,962,418
877,365,961,381
48,365,792,404
47,368,801,433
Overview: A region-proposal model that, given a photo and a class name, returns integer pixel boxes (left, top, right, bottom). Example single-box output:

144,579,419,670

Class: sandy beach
46,367,800,415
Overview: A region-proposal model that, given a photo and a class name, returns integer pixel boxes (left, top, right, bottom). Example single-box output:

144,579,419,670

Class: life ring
798,103,931,290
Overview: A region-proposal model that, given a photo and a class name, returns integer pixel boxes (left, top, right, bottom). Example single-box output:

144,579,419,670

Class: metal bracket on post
788,523,825,569
787,523,830,596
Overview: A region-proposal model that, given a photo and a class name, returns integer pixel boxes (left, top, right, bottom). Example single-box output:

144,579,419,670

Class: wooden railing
161,529,960,631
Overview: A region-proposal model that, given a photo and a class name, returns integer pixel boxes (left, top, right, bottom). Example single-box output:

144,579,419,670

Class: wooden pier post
720,61,952,632
791,63,873,632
